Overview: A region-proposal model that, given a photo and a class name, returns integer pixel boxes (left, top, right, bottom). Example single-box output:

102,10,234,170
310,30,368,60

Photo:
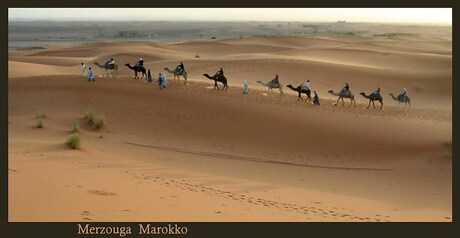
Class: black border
3,1,458,238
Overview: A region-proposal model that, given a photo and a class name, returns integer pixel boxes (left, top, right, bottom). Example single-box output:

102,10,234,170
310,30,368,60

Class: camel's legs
367,100,371,108
372,100,376,109
350,98,355,107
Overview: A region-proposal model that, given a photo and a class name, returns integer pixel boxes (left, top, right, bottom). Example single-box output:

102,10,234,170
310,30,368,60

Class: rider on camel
106,57,115,66
342,82,350,93
216,68,224,78
271,74,280,84
135,58,144,70
176,62,185,73
301,80,310,91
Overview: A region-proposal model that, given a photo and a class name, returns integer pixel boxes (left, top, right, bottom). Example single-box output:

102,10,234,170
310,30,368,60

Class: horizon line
8,19,452,26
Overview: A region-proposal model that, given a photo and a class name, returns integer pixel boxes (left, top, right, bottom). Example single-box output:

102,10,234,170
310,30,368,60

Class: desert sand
8,34,451,222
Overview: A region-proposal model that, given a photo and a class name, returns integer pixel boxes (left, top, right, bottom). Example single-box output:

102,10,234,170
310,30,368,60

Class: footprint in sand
87,190,117,196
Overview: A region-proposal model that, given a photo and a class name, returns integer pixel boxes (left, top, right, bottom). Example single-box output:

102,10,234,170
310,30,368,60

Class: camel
287,84,311,102
256,80,284,95
164,67,188,85
360,91,383,109
94,62,119,78
328,89,356,107
203,73,228,91
389,93,411,109
125,64,146,79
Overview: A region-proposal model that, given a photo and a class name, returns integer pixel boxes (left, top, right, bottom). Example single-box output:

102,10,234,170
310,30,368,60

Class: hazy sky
9,8,452,24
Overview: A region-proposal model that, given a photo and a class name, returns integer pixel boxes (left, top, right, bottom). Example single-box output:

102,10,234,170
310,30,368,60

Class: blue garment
147,74,152,83
158,75,164,86
313,92,320,105
88,69,94,80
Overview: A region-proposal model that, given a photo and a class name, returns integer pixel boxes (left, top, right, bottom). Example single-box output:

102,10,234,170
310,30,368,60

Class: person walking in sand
313,90,320,105
157,73,163,88
243,80,249,94
158,73,167,89
81,63,86,77
147,69,152,83
88,67,95,82
162,73,167,87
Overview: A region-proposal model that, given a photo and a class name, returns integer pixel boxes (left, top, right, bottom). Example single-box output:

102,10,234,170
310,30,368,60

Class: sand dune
8,35,451,222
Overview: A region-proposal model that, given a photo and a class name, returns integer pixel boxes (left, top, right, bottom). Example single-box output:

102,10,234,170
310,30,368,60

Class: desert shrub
36,111,47,119
84,108,106,130
195,55,200,58
93,115,106,129
36,118,43,128
72,120,80,133
66,133,81,149
84,108,95,124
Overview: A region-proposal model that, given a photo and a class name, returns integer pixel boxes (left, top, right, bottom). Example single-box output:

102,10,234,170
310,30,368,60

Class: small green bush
84,108,95,124
84,108,106,130
36,111,47,119
93,115,105,129
36,118,43,128
66,133,81,149
72,120,80,133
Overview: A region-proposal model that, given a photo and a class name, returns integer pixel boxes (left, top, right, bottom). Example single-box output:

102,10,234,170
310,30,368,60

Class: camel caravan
86,58,411,110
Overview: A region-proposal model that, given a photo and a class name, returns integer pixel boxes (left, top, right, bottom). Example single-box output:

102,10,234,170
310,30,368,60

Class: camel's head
287,84,292,87
388,93,394,96
360,92,365,95
164,67,168,70
327,90,333,93
125,63,130,66
203,73,209,76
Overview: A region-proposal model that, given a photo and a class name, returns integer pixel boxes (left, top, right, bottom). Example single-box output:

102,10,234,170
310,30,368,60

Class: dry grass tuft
66,133,81,149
